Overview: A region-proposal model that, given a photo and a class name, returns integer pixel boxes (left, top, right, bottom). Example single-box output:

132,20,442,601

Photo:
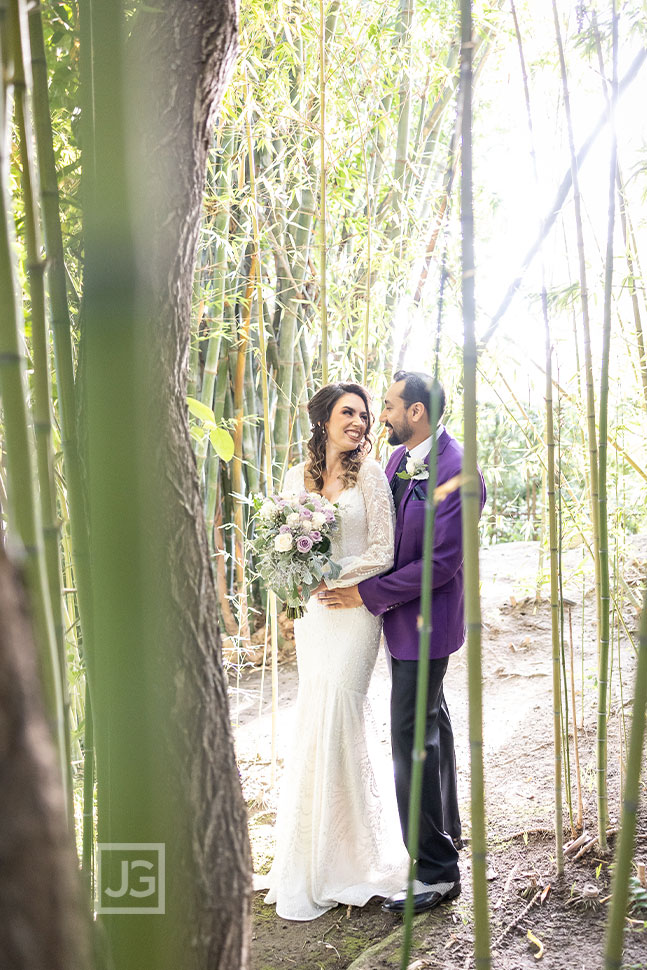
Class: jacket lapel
393,430,450,561
386,445,407,486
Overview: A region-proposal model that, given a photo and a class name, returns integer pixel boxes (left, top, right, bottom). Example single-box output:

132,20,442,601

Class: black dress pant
390,655,460,885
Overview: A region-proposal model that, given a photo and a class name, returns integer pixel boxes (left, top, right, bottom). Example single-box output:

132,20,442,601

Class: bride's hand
317,585,363,609
311,581,326,595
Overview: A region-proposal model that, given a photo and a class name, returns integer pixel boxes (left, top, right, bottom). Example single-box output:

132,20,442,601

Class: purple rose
324,509,336,523
309,531,322,543
296,535,314,554
300,507,313,519
299,490,309,502
279,524,292,534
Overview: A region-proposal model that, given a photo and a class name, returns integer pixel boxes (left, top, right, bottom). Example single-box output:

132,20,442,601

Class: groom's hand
317,585,363,609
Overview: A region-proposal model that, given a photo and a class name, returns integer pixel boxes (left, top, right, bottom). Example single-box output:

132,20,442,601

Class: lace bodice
283,458,395,588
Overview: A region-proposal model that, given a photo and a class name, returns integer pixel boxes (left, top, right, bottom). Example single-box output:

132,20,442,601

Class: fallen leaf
527,929,544,959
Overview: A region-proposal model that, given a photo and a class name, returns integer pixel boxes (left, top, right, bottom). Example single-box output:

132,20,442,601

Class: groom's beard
385,419,412,446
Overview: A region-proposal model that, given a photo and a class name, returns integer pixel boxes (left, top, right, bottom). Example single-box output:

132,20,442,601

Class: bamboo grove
0,0,646,968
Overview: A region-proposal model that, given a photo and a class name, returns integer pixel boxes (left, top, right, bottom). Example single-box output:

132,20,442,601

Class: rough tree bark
80,2,251,968
128,0,252,966
0,549,89,970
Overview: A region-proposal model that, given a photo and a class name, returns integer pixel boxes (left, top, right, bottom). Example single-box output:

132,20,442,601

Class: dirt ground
232,538,647,970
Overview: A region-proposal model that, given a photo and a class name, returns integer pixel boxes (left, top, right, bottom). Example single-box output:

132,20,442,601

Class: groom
318,370,486,914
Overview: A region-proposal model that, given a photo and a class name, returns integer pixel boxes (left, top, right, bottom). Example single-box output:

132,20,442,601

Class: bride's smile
324,393,369,453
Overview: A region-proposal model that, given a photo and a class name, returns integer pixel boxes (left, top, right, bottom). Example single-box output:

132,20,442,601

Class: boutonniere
397,456,429,481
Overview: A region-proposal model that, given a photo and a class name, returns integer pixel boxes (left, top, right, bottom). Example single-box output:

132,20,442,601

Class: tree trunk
81,2,251,968
0,549,89,970
128,2,252,965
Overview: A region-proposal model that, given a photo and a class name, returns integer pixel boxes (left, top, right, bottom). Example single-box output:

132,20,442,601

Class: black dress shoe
381,880,461,914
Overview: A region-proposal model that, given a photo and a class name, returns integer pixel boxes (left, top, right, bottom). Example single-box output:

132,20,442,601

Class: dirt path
233,538,647,969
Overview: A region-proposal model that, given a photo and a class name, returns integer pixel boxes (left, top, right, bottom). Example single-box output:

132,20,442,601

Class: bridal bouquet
251,490,341,619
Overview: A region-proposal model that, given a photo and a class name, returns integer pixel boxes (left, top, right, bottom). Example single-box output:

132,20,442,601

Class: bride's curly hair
305,382,373,493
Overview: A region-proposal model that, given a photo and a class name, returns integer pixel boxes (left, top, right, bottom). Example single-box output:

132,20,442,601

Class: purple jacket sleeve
359,484,464,616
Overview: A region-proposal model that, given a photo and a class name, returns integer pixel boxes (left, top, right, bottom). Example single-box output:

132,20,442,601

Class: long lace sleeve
326,459,395,588
282,462,304,494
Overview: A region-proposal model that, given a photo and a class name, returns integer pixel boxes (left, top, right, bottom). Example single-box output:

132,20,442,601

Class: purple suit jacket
358,430,486,661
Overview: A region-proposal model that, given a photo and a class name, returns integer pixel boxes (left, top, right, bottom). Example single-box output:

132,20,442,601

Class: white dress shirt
406,424,444,462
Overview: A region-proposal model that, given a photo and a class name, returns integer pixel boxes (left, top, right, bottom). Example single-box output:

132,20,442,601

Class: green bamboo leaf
209,426,235,462
187,395,216,425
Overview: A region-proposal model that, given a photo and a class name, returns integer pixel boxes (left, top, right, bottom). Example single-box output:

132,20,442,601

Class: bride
264,382,408,921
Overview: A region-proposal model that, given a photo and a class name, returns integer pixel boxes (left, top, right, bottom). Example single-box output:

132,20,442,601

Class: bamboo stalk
11,0,68,711
319,0,328,384
460,2,490,964
383,0,414,347
29,1,95,685
510,0,564,870
330,50,373,384
0,0,66,798
231,259,255,649
596,0,618,851
591,12,647,411
400,382,442,968
82,680,94,888
618,192,647,409
567,606,584,829
196,130,233,482
551,12,604,848
273,192,315,471
545,314,565,870
603,586,647,969
557,410,574,839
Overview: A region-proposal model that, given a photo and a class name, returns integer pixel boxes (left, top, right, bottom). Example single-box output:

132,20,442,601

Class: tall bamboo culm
30,3,97,865
510,0,564,869
0,0,67,800
603,587,647,969
29,0,95,682
400,321,444,968
244,84,281,780
10,0,70,781
460,1,490,965
596,0,618,852
319,0,328,383
551,11,605,843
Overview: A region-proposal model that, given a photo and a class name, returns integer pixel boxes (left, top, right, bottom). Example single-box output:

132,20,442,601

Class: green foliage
628,875,647,916
187,396,235,461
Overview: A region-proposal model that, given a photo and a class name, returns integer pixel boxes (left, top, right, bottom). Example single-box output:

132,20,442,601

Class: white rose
274,533,293,552
286,512,301,527
259,500,276,519
405,457,416,476
311,512,325,529
300,520,312,533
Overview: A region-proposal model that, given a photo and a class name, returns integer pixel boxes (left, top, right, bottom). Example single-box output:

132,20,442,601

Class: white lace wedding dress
264,458,408,920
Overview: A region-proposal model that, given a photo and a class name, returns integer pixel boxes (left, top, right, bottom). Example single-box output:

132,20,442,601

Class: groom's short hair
393,370,446,419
